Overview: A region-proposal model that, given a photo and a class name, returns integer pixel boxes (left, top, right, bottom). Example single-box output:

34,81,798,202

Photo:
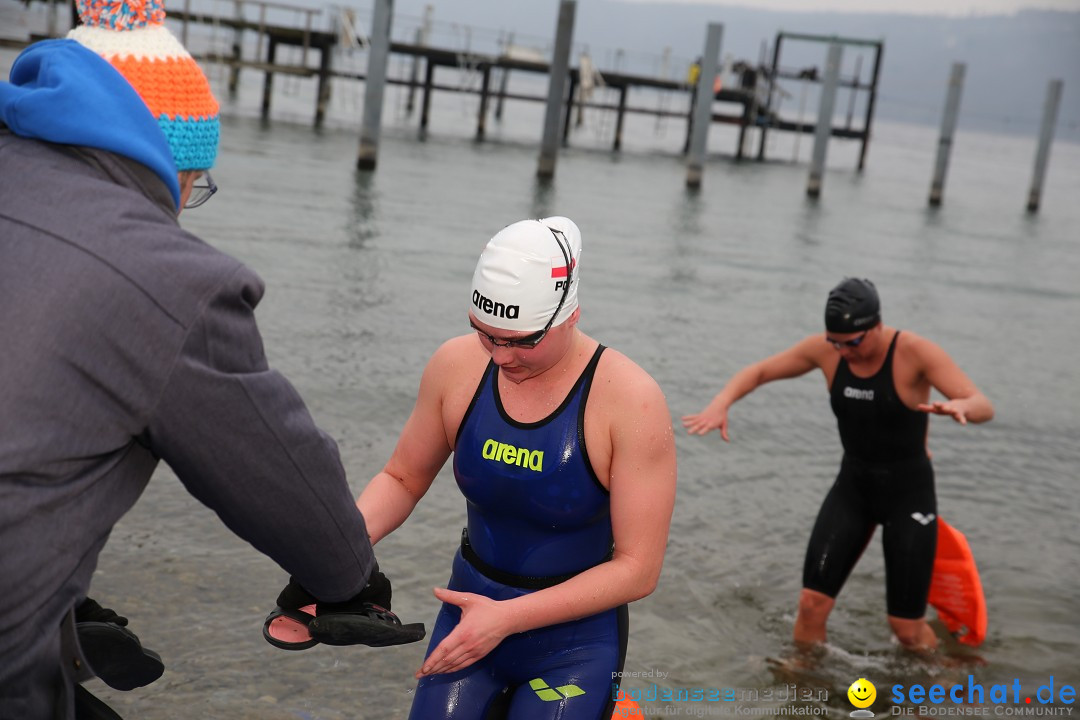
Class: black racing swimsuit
803,331,938,619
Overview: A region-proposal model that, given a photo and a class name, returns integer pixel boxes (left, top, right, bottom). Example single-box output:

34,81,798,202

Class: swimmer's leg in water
798,469,876,646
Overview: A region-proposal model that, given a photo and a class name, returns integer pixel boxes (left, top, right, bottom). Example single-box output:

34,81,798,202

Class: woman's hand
917,400,968,425
416,588,516,678
681,402,731,440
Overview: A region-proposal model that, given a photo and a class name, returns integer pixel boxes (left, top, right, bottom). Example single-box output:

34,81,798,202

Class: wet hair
824,278,881,333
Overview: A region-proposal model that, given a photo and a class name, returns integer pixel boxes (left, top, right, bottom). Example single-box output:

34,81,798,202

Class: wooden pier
11,0,884,167
7,0,1065,208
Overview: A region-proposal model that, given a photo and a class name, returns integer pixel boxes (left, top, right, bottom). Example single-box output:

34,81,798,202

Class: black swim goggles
825,330,869,349
470,227,573,350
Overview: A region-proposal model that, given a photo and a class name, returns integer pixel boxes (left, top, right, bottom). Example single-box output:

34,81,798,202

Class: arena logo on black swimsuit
843,386,875,401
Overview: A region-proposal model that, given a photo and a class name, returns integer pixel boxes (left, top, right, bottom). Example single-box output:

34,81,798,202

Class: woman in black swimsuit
683,278,994,651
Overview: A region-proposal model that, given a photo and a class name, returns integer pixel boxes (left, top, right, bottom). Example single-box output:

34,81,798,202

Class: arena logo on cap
472,290,519,320
851,314,878,327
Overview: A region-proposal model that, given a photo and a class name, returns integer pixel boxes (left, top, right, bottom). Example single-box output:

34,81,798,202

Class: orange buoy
928,518,987,647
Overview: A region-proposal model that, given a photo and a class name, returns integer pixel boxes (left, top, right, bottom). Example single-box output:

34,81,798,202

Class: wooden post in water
537,0,576,180
613,85,628,152
356,0,394,170
261,37,277,120
735,96,751,161
928,62,966,208
562,73,578,147
1026,78,1063,214
686,23,723,189
806,41,843,199
314,42,334,128
406,5,432,117
857,41,883,172
419,59,435,139
228,0,243,98
476,64,492,141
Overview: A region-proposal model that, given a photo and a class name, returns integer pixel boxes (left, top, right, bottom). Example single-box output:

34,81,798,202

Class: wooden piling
613,85,628,152
261,37,277,120
419,59,435,139
806,42,843,199
356,0,393,170
686,23,723,189
495,32,514,122
405,5,432,117
537,0,576,180
736,95,751,161
314,41,334,128
1026,78,1063,214
476,64,492,141
928,62,966,208
562,73,578,147
228,0,243,97
858,42,883,171
405,27,423,116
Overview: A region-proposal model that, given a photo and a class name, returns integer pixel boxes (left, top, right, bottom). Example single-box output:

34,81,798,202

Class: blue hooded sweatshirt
0,39,181,208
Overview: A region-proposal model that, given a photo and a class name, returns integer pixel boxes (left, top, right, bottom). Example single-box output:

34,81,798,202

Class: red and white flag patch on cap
550,257,577,279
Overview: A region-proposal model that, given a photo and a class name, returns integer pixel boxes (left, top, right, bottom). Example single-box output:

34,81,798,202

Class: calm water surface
5,39,1080,718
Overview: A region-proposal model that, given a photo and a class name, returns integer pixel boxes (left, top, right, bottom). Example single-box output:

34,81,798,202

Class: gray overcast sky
620,0,1080,15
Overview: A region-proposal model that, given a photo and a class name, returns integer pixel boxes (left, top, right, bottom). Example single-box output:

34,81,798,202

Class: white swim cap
469,217,582,332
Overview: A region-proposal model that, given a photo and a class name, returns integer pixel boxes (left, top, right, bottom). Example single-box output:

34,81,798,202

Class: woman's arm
910,334,995,425
682,334,826,439
355,340,461,543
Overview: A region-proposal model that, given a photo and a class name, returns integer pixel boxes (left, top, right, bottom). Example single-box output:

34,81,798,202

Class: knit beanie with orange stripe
68,0,219,171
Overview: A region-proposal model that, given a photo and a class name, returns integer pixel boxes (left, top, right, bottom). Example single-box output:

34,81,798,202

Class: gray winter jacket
0,129,375,718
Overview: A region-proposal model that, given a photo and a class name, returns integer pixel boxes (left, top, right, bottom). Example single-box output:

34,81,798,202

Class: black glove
74,597,164,691
275,565,392,614
75,598,129,627
271,566,425,648
318,568,392,614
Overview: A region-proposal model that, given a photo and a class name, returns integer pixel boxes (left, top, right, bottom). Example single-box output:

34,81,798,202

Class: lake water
4,26,1080,720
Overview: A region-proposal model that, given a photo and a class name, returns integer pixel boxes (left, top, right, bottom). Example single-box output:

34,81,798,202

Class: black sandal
261,604,318,651
308,603,426,648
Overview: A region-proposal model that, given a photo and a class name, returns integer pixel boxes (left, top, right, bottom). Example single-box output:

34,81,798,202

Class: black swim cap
824,278,881,333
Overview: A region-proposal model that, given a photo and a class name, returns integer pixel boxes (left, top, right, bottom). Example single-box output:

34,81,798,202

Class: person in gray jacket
0,2,421,718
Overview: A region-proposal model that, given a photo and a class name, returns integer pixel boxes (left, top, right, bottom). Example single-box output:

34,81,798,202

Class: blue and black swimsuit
804,330,938,619
409,344,626,720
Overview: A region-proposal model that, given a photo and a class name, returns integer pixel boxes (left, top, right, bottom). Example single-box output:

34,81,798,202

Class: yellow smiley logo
847,678,877,709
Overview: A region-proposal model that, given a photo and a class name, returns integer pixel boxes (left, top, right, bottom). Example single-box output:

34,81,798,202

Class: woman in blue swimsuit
357,217,677,719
